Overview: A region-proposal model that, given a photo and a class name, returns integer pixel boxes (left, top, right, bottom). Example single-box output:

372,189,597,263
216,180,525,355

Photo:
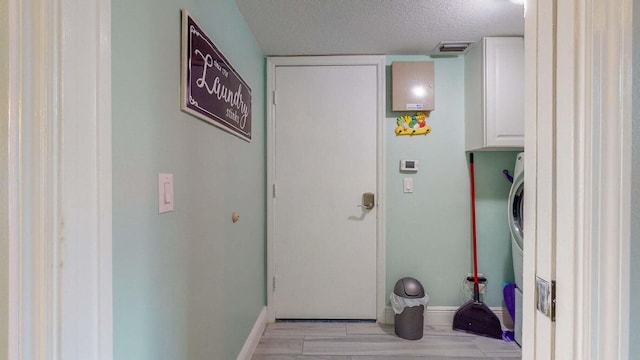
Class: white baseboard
237,306,267,360
383,306,507,328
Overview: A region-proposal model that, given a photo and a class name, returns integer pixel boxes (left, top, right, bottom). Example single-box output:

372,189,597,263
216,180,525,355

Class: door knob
362,192,375,210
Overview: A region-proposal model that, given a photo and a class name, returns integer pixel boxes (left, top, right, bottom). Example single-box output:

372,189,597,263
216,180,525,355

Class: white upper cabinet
465,37,524,151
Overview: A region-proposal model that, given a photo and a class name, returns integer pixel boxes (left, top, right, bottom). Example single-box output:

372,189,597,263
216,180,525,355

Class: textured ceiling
235,0,525,56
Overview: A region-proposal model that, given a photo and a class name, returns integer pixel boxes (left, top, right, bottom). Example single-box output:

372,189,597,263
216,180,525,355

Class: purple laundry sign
181,10,252,142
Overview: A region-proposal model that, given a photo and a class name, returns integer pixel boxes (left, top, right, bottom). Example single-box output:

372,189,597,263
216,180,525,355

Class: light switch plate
159,173,174,213
403,178,413,193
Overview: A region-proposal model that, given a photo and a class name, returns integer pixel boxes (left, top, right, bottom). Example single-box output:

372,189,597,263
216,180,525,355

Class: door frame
7,0,112,358
523,0,632,358
266,56,387,323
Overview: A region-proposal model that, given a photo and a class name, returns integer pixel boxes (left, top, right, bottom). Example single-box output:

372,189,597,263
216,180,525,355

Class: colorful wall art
395,112,432,136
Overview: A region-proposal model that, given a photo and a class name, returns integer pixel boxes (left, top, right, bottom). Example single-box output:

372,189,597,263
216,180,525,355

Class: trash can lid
394,277,425,298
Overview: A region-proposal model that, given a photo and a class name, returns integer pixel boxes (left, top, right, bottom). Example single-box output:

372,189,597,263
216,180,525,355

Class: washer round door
508,172,524,251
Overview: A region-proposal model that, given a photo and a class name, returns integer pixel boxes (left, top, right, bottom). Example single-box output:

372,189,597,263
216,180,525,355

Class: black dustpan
452,286,503,339
452,153,503,339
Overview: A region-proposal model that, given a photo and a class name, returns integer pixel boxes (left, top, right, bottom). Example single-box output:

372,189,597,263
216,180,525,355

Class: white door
271,63,378,319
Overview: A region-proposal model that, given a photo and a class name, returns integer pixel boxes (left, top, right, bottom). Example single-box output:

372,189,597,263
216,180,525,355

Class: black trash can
393,277,425,340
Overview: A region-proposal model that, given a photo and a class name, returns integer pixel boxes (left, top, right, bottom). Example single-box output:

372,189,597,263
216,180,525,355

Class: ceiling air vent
433,41,474,56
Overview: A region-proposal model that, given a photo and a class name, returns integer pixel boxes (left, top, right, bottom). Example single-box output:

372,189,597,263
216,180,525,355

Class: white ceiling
235,0,525,56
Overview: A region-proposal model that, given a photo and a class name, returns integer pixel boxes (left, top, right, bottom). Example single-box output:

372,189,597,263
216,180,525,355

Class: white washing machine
508,152,524,346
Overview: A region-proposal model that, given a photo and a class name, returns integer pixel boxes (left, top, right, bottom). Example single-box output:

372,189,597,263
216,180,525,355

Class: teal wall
630,0,639,353
112,1,265,359
385,55,518,308
472,151,518,307
111,6,521,356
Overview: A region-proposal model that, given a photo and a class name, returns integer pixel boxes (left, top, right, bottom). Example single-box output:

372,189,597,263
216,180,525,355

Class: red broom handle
470,153,479,287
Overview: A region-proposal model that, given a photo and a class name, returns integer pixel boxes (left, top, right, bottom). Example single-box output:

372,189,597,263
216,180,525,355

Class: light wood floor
252,322,521,359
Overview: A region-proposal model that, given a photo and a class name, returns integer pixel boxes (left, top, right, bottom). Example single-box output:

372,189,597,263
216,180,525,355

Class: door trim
266,56,386,322
523,0,555,357
523,0,632,358
8,0,112,358
570,0,632,358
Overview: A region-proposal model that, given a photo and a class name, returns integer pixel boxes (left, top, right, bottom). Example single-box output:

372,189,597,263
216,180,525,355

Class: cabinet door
485,37,524,147
391,61,435,111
